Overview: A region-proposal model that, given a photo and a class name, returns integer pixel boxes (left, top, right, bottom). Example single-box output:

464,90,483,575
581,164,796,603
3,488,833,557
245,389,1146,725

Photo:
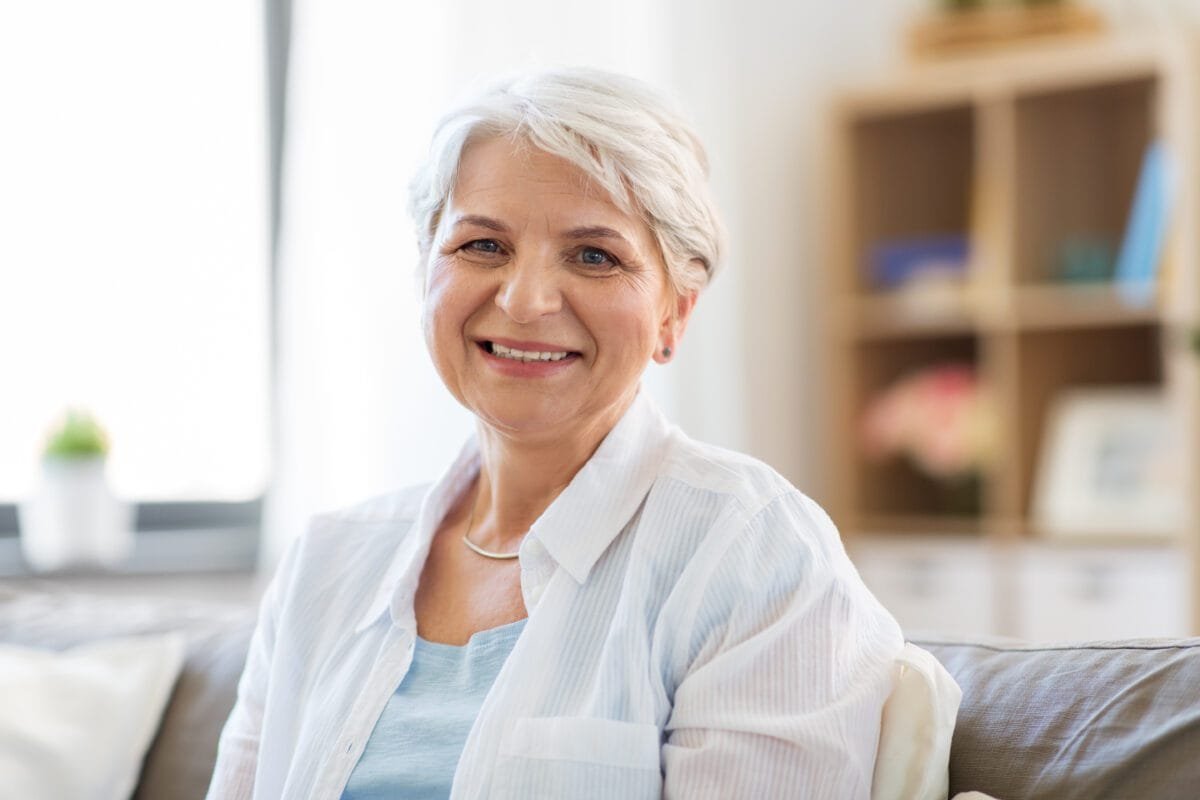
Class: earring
662,346,672,358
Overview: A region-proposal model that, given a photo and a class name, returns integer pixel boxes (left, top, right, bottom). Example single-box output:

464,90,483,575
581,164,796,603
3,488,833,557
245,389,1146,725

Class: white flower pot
18,457,134,571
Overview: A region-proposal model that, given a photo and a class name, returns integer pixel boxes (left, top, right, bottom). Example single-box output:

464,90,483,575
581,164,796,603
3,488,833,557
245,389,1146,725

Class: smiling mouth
481,341,579,363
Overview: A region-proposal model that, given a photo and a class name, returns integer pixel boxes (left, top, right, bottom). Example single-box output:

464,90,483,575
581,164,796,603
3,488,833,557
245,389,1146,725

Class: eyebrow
452,216,631,245
452,214,510,233
564,226,629,244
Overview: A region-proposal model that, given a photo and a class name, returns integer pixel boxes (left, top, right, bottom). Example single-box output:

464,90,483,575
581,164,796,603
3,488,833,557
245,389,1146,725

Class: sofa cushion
914,635,1200,800
0,633,185,800
0,586,255,800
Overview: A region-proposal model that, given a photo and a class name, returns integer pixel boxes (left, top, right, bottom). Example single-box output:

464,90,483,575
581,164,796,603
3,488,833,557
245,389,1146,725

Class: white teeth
491,343,571,363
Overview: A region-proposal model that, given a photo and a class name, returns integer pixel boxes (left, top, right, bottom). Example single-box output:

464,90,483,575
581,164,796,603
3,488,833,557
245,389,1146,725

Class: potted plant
18,410,134,571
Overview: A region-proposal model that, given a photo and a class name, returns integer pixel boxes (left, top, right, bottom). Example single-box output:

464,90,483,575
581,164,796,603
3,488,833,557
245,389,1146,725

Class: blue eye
578,247,617,268
465,239,502,254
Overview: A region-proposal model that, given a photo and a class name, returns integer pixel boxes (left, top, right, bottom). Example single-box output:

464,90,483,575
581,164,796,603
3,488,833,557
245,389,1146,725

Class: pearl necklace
461,485,521,560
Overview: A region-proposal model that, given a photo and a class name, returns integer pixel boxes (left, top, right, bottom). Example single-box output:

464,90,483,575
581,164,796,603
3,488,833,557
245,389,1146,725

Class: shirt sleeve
205,539,301,800
662,493,903,800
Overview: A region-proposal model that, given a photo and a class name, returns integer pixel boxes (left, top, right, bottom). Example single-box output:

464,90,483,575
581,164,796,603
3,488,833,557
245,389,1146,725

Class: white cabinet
849,537,1191,641
849,537,999,638
1015,545,1191,642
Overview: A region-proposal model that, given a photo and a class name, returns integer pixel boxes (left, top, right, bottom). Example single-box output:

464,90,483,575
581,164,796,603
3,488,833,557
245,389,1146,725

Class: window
0,4,270,549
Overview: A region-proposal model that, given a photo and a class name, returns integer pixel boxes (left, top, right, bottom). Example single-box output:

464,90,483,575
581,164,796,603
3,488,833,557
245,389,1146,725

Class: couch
0,586,256,800
3,585,1199,799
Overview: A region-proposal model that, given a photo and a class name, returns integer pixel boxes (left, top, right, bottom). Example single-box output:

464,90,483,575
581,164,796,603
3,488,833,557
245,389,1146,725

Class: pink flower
860,363,996,479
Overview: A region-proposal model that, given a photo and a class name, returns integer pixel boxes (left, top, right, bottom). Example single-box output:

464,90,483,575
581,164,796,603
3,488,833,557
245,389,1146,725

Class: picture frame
1032,387,1184,539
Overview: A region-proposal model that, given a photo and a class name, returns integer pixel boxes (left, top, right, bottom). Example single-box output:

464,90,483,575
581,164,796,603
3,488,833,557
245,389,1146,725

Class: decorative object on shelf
1032,388,1183,539
1114,140,1175,308
869,235,978,320
909,1,1105,60
870,235,970,290
18,410,134,571
1056,236,1115,283
860,364,998,514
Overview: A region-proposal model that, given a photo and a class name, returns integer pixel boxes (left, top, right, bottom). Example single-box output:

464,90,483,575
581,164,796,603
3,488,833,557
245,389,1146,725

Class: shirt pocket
494,716,662,799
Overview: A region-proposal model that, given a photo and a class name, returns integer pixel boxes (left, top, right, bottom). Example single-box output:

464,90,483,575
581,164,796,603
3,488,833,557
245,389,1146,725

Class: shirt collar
353,388,672,633
353,439,481,634
528,389,672,584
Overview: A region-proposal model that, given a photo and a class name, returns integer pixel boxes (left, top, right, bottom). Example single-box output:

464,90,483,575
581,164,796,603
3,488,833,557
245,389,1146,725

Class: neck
468,391,637,551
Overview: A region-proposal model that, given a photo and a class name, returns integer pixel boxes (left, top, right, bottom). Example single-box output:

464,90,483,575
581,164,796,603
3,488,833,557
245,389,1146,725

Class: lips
477,338,582,372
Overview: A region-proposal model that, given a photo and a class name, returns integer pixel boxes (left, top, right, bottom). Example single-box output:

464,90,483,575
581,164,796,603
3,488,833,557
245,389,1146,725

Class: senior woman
208,67,903,799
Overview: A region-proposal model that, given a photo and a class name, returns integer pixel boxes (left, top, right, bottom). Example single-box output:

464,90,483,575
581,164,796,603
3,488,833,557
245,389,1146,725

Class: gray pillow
914,635,1200,800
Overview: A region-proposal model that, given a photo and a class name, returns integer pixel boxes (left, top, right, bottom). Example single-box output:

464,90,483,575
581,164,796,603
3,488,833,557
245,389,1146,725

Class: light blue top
340,618,527,800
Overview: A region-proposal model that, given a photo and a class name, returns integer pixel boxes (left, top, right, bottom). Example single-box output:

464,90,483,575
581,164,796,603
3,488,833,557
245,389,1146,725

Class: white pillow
872,642,963,800
0,632,185,800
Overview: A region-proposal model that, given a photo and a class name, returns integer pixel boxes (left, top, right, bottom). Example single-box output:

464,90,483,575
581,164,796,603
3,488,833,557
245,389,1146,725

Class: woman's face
423,136,694,443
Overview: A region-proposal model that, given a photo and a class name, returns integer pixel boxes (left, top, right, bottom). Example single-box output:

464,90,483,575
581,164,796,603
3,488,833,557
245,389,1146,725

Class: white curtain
264,0,690,566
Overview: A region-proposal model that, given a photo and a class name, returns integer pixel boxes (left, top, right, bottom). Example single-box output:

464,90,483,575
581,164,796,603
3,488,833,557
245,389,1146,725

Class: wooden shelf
1012,283,1161,329
846,282,1159,338
853,514,986,538
836,34,1162,118
845,292,978,339
828,33,1200,633
1024,528,1184,548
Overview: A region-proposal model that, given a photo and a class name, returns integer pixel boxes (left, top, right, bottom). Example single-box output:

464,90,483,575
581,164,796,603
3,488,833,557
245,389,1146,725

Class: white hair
408,67,725,296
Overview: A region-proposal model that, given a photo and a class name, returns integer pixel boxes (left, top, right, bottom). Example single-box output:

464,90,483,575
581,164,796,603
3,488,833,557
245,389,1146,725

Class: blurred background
3,0,1200,640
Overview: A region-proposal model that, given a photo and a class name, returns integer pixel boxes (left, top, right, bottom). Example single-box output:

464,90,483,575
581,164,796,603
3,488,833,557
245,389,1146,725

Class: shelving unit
829,34,1200,639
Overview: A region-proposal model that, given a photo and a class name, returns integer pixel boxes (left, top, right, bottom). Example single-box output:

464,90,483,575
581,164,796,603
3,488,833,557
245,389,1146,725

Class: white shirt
207,391,904,799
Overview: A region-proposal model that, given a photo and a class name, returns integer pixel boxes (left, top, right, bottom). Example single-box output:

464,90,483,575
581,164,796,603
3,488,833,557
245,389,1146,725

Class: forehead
448,137,639,229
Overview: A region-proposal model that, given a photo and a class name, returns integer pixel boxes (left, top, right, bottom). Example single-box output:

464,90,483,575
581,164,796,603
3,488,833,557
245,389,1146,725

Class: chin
472,400,574,438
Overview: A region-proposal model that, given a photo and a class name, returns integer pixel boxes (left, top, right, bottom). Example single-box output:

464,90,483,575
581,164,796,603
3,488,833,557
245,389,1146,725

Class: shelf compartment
849,104,975,293
1013,324,1163,516
851,336,983,519
1013,76,1158,284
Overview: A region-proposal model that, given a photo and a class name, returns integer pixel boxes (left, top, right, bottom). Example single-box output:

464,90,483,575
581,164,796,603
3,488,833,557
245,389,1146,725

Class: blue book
1114,140,1174,307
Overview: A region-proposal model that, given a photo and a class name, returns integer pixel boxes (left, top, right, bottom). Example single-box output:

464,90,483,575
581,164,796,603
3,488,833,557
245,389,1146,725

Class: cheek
421,267,462,354
591,293,665,357
422,263,492,354
419,283,443,350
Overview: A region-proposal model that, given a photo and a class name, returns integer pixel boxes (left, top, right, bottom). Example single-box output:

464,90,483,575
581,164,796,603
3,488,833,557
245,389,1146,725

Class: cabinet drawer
1015,545,1190,642
850,538,998,637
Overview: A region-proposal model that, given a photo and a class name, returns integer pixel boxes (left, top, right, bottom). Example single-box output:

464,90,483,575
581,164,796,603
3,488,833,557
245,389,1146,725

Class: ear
653,288,699,364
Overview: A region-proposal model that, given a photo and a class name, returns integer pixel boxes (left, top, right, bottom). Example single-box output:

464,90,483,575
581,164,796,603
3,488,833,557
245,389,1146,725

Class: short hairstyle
408,67,725,296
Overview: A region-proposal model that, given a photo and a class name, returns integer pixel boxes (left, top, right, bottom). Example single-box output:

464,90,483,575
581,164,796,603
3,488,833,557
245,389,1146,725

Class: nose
494,253,562,323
